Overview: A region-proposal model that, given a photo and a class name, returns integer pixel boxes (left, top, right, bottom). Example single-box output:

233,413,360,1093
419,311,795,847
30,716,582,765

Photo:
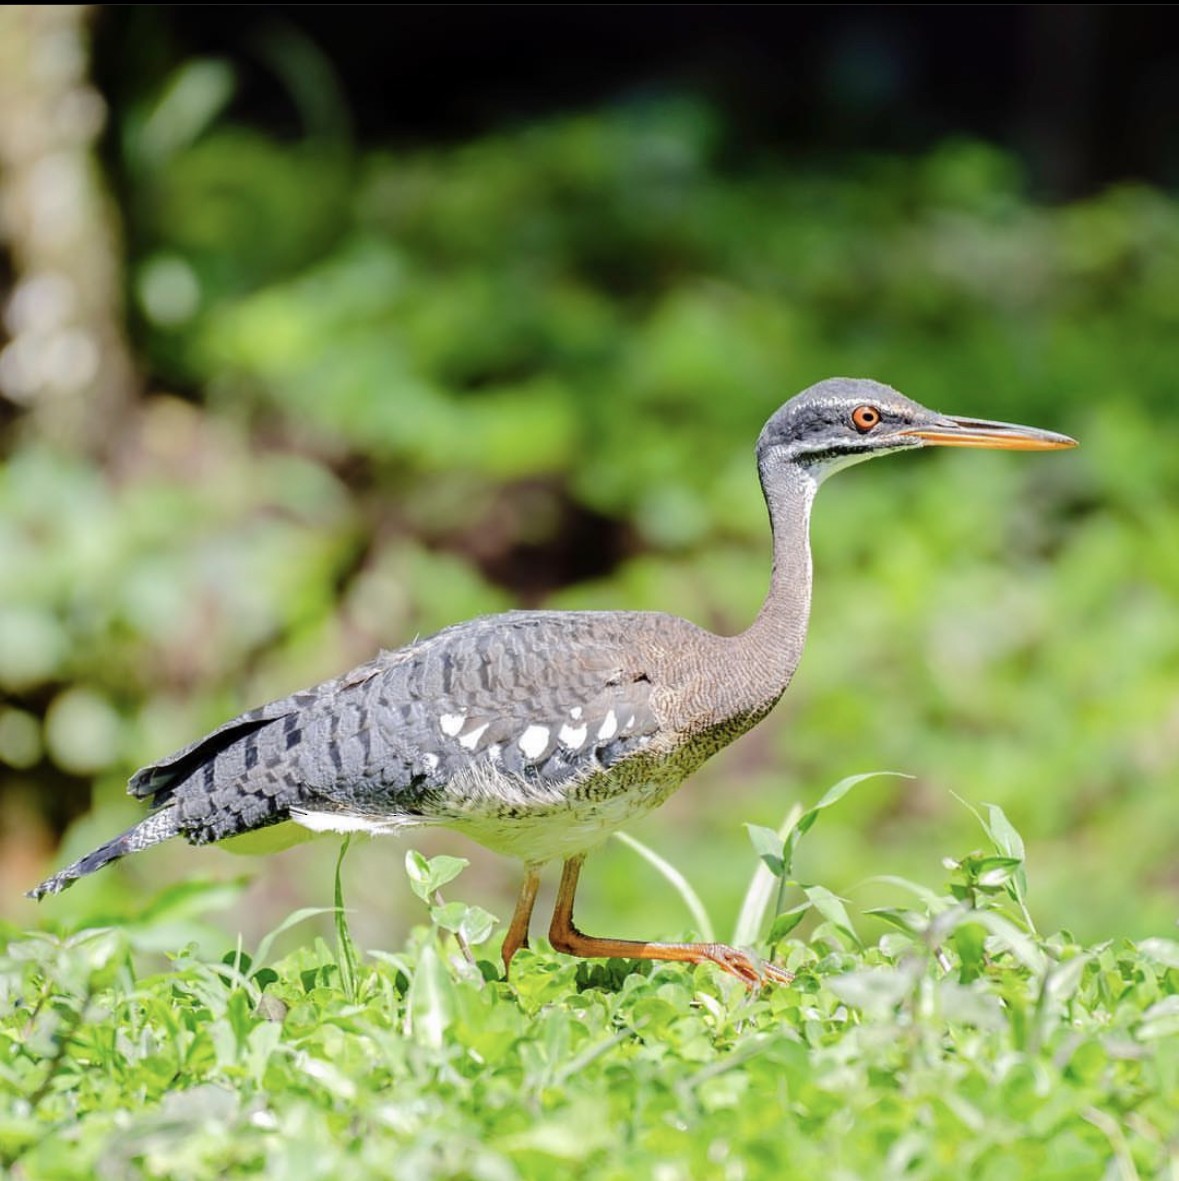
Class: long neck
728,456,817,713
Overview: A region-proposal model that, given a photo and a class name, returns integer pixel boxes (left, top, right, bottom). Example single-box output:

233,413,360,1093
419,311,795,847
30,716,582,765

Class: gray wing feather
124,610,678,842
291,611,666,816
32,609,690,896
128,657,385,801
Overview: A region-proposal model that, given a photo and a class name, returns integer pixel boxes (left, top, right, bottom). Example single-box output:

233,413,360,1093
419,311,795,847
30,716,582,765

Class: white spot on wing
558,722,587,749
518,724,550,760
459,721,489,750
597,710,617,740
440,713,465,737
570,706,583,720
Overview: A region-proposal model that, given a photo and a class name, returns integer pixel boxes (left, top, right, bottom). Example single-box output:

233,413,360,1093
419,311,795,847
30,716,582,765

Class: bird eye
851,405,881,433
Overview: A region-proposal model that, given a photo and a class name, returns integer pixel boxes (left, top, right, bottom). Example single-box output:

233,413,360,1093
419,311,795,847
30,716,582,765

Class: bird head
758,377,1077,483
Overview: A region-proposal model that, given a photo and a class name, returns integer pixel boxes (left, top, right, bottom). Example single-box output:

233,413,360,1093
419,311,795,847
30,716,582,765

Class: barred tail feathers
26,807,179,900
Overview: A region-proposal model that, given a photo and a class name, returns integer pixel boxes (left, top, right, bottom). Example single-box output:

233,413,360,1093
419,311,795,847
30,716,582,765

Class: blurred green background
1,7,1176,955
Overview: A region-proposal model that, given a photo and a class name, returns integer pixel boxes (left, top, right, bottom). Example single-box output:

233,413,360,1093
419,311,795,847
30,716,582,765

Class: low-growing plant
3,781,1177,1179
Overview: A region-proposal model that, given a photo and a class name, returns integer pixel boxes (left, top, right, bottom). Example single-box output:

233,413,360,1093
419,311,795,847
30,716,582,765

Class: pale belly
440,779,681,864
290,752,697,866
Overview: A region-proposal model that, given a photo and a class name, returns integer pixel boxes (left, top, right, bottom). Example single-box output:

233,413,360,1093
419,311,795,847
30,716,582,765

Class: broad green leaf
973,910,1047,975
865,907,926,935
744,823,785,876
1138,996,1179,1040
827,966,918,1016
405,850,470,901
937,980,1005,1030
803,885,862,949
952,922,987,983
1137,938,1179,970
768,905,809,944
431,901,499,946
981,803,1026,862
406,942,456,1048
975,856,1024,889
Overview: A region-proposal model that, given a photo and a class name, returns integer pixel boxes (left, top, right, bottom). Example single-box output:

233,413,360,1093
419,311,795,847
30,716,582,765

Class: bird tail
26,807,180,900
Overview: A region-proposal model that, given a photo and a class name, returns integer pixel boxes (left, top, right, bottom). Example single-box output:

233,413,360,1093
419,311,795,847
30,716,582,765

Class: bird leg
501,866,541,974
548,855,792,989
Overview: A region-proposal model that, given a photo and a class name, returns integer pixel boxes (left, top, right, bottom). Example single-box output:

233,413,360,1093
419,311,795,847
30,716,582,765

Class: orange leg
501,866,541,975
547,854,792,988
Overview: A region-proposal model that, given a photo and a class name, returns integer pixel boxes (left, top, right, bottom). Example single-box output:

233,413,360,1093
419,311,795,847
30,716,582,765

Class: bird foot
699,943,794,989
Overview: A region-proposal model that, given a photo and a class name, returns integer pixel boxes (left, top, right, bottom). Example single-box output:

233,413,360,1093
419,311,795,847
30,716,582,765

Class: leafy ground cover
3,784,1177,1180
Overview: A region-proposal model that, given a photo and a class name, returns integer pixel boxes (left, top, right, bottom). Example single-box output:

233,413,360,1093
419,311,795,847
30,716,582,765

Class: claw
702,943,793,989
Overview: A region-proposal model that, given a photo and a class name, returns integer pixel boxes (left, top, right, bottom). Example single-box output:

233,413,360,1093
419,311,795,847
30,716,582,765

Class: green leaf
1136,938,1179,970
744,823,785,876
431,901,498,946
865,907,926,935
974,856,1024,889
735,774,907,947
980,803,1026,862
767,905,809,944
786,771,912,874
407,942,456,1048
937,981,1005,1030
972,911,1047,975
1138,996,1179,1040
827,966,918,1016
732,802,802,947
953,922,988,983
131,877,249,925
405,850,470,902
803,885,862,949
807,770,913,825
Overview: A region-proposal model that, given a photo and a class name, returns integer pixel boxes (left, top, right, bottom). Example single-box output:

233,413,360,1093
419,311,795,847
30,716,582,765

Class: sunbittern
29,378,1076,986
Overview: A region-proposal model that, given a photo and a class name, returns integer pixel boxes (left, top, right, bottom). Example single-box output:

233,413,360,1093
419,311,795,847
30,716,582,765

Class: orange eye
851,405,881,433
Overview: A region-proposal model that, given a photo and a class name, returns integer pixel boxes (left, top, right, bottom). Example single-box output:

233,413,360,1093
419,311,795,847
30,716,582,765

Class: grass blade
613,831,715,942
254,906,339,968
334,835,359,1002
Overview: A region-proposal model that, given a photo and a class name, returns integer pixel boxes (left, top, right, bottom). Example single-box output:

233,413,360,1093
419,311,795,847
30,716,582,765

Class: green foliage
3,799,1178,1179
3,81,1178,949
